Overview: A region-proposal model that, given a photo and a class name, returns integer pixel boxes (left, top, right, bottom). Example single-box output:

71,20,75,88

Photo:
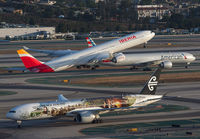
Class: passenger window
9,111,16,113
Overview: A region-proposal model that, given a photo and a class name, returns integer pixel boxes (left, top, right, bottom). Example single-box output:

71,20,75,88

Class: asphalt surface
0,35,200,139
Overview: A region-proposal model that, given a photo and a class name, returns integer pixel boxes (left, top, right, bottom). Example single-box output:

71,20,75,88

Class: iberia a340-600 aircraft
17,31,155,73
7,67,163,127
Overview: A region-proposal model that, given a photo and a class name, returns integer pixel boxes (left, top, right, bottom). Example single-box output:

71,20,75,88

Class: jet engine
160,61,172,69
75,111,99,123
111,53,126,63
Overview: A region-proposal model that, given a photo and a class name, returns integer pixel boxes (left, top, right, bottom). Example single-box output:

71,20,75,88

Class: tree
43,7,55,18
168,13,184,28
29,17,36,25
56,22,67,32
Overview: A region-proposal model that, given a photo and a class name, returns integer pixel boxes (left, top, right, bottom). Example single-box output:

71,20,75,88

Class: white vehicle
7,67,163,127
17,31,155,72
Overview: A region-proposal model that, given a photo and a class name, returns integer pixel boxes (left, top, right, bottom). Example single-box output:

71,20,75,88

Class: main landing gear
185,63,191,68
76,65,99,70
144,42,147,48
92,118,103,123
92,114,102,123
130,66,139,70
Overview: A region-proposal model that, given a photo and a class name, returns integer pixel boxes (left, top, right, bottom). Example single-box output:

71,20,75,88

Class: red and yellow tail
17,49,54,73
17,49,42,69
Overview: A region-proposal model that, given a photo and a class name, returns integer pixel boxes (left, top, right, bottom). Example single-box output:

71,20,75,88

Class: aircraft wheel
92,120,96,124
86,65,91,68
76,66,81,69
92,118,102,124
144,43,147,48
130,66,138,70
99,119,103,123
16,120,22,128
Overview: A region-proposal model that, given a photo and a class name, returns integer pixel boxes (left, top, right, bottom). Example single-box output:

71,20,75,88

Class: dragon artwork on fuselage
21,95,137,120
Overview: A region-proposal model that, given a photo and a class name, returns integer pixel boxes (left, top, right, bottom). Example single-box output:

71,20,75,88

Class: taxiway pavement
0,35,200,138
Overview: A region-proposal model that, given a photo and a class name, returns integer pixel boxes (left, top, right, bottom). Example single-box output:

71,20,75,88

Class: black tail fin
140,68,162,95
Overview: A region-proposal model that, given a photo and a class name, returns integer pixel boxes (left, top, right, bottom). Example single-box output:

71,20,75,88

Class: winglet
140,68,162,95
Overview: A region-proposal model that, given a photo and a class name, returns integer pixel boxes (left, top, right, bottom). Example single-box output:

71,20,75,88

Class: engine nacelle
159,61,172,69
75,111,96,123
112,53,126,63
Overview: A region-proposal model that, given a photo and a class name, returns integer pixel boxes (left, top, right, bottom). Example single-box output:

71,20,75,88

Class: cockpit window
9,111,16,113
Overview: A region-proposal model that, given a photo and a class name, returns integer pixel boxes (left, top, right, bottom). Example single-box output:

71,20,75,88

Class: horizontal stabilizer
23,46,29,50
58,94,69,102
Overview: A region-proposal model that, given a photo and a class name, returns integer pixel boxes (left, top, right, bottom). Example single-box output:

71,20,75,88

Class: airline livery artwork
20,96,137,120
7,68,163,127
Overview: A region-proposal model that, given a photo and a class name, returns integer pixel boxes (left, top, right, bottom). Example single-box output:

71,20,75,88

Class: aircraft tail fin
86,37,96,48
17,49,43,69
17,49,54,72
140,68,162,95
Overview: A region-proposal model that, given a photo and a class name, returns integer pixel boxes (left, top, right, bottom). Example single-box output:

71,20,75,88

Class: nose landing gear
16,120,22,128
144,42,147,48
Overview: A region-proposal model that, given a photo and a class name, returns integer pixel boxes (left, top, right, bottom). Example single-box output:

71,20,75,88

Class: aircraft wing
136,60,162,67
67,105,140,116
5,67,28,73
75,52,112,65
23,46,78,57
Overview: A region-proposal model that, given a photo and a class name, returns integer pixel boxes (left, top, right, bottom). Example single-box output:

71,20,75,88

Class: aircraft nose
188,55,196,61
6,111,18,120
6,112,13,119
192,55,196,61
151,32,155,37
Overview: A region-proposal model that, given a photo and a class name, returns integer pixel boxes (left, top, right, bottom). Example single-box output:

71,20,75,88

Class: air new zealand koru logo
148,76,158,91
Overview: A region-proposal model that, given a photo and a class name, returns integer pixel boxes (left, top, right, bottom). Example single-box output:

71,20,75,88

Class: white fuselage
45,31,155,71
6,94,162,121
101,52,195,66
